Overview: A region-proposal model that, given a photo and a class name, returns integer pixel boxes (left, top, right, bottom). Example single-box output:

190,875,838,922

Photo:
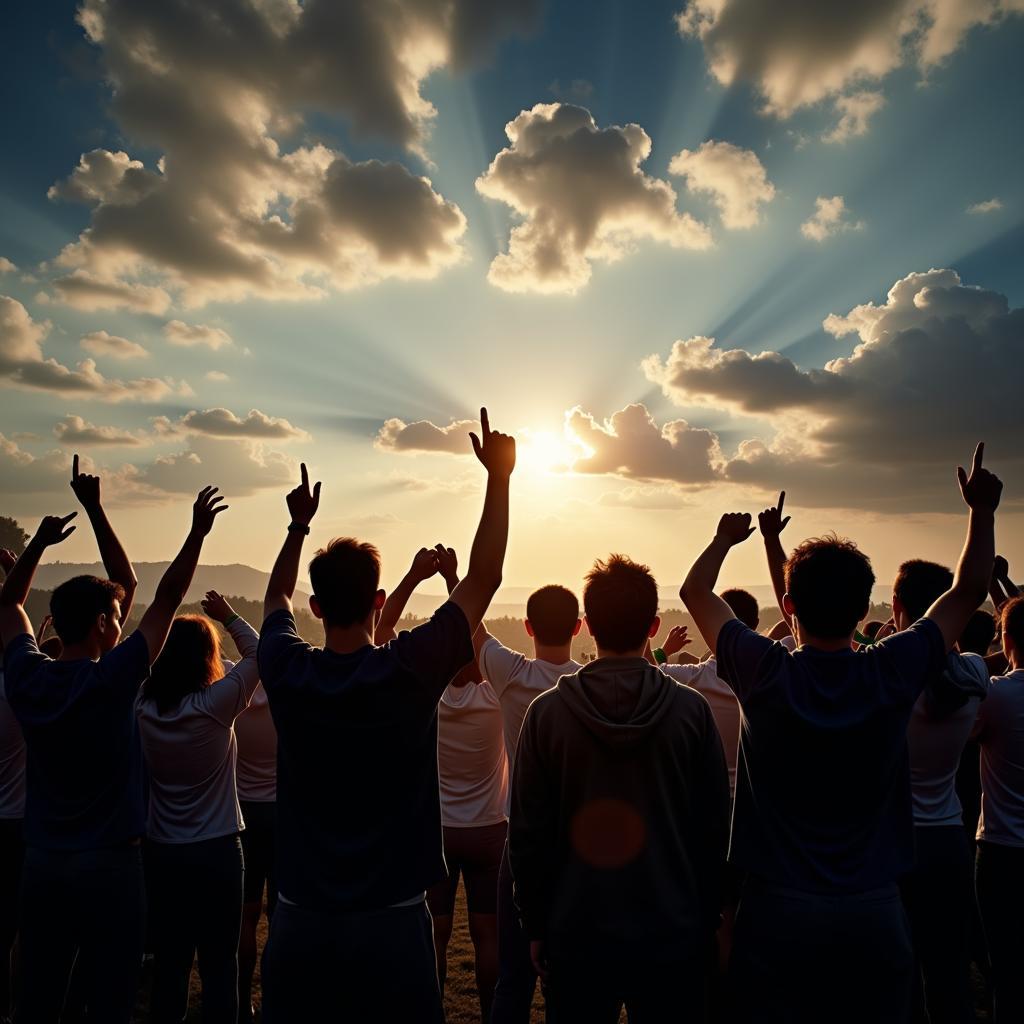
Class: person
893,560,988,1024
510,554,729,1023
974,595,1024,1022
0,461,227,1024
480,584,582,1024
258,408,515,1023
137,591,260,1023
680,443,1001,1024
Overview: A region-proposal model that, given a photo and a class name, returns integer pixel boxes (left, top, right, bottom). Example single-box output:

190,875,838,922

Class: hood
557,656,678,748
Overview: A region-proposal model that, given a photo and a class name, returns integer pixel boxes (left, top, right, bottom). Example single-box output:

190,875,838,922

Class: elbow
679,578,695,605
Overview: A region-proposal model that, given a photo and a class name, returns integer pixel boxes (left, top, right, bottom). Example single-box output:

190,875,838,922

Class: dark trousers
0,819,23,1018
976,840,1024,1024
729,878,914,1024
491,840,536,1024
899,825,975,1024
261,898,443,1023
16,842,145,1024
145,834,243,1024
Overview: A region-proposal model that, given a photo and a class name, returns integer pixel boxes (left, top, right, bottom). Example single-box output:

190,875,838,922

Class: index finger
480,407,490,437
778,490,785,513
72,453,79,480
59,511,78,525
971,443,984,473
300,462,309,490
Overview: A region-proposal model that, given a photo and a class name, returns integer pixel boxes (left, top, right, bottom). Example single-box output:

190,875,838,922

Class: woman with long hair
137,591,260,1023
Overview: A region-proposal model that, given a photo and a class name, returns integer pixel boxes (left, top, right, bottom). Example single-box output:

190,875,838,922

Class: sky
1,0,1023,600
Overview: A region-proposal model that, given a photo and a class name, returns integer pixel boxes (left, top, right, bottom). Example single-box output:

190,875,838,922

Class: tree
0,516,30,559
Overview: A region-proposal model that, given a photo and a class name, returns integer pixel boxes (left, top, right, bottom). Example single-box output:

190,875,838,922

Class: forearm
952,509,996,605
989,578,1007,612
87,504,137,606
681,535,731,599
154,530,204,608
376,572,420,641
1002,573,1021,600
0,536,44,607
265,530,306,614
764,535,790,624
466,474,510,590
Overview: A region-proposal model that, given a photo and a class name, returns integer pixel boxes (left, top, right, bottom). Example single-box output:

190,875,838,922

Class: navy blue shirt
3,631,149,850
716,618,945,893
258,602,473,911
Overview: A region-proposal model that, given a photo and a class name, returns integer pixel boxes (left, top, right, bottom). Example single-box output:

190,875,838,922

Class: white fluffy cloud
967,197,1003,214
53,415,147,447
80,330,148,359
163,321,233,351
0,258,16,274
800,195,862,241
823,91,886,143
46,271,172,314
476,103,712,294
668,140,775,229
375,416,478,454
166,407,309,441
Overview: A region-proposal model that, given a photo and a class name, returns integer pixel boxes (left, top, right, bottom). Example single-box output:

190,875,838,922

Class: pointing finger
300,463,309,490
469,432,481,457
778,490,785,513
72,453,80,480
480,408,490,437
59,511,78,525
971,442,984,474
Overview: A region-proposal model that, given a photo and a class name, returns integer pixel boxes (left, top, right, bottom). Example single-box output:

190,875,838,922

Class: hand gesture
434,544,458,584
957,443,1002,512
191,487,228,537
662,625,691,658
409,547,440,583
69,454,101,511
287,463,321,526
758,491,791,539
0,549,16,575
201,589,234,624
35,512,78,548
993,555,1009,582
469,408,516,478
716,512,755,547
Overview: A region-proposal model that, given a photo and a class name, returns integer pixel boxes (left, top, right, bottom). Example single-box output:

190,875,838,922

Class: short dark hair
785,535,875,640
863,620,886,641
721,588,759,630
1002,597,1024,654
584,554,658,654
894,559,954,623
960,609,996,656
526,585,580,645
49,575,125,645
308,538,381,628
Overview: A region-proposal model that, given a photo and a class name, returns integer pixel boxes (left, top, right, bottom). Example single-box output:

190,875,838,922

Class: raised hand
191,487,228,537
992,554,1009,582
469,408,516,478
69,453,101,511
287,463,321,526
758,491,791,539
201,589,235,624
434,544,458,584
716,512,755,547
35,512,78,547
662,624,691,658
957,443,1002,512
409,547,440,583
0,549,15,574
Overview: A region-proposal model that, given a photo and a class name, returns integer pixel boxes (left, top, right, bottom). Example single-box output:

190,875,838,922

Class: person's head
784,535,875,642
308,538,385,631
862,619,886,642
1001,597,1024,666
892,559,954,630
960,609,996,656
721,588,759,631
525,585,582,649
144,615,222,714
49,575,125,652
583,554,660,655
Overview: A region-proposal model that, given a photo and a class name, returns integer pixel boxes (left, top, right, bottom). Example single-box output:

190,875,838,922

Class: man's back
976,667,1024,845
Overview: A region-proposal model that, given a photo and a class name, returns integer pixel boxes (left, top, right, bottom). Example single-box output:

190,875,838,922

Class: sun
517,429,583,476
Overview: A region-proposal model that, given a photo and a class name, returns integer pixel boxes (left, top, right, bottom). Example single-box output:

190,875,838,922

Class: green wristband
224,613,240,628
653,647,667,665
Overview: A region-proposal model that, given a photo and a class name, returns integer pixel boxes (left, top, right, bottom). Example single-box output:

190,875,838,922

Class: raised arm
374,547,440,645
924,443,1002,651
135,487,227,665
680,513,755,655
448,408,515,633
989,555,1020,613
264,463,320,620
758,491,792,628
70,454,139,621
201,589,261,722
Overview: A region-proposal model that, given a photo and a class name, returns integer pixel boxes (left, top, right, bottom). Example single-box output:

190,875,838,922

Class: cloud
80,330,148,359
46,270,172,314
0,296,188,402
53,415,146,447
47,149,158,205
163,320,233,350
800,195,862,241
668,140,775,229
967,197,1003,214
476,103,712,294
0,258,15,274
163,407,310,441
0,433,74,494
822,91,886,143
375,416,478,454
205,370,229,382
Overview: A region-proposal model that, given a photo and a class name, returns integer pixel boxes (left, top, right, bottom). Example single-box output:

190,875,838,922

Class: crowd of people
0,412,1021,1024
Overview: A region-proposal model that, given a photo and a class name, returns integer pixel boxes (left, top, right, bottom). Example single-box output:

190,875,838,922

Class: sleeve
387,601,474,701
200,618,262,726
873,618,947,706
2,633,50,702
257,610,311,693
691,698,730,935
662,663,704,685
479,635,528,698
714,618,778,704
95,631,151,698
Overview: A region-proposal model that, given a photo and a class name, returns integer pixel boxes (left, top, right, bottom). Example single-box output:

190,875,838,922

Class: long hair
143,615,222,715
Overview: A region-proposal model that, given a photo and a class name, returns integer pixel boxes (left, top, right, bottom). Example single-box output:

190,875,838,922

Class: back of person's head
960,608,996,656
863,619,886,642
49,575,125,647
785,535,875,640
308,537,382,628
525,585,580,646
583,554,658,654
722,588,759,630
144,615,222,714
1001,597,1024,660
893,559,954,624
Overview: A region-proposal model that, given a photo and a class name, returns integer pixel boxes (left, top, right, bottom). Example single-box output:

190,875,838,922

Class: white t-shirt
976,667,1024,846
906,653,988,827
0,670,26,819
662,658,741,797
136,618,261,843
437,680,508,828
235,683,277,803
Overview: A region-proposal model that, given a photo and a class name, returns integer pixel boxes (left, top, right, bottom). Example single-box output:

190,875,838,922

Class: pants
16,842,145,1024
491,840,536,1024
0,818,24,1018
728,878,914,1024
145,834,243,1024
261,898,443,1023
976,840,1024,1024
239,800,277,916
427,821,506,917
899,825,974,1024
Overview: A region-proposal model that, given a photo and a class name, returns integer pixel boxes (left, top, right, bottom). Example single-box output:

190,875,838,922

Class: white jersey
235,683,277,803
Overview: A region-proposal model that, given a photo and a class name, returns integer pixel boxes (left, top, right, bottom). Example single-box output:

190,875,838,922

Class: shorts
427,820,507,917
240,799,277,912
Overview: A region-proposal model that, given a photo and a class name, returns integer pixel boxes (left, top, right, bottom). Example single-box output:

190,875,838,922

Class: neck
323,623,374,654
594,645,647,661
800,633,856,652
60,641,102,661
532,641,573,664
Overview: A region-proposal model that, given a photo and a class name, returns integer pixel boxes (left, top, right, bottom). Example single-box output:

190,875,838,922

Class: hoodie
508,656,729,966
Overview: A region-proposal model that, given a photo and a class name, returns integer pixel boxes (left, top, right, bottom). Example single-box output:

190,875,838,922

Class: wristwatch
653,647,667,664
287,522,310,535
